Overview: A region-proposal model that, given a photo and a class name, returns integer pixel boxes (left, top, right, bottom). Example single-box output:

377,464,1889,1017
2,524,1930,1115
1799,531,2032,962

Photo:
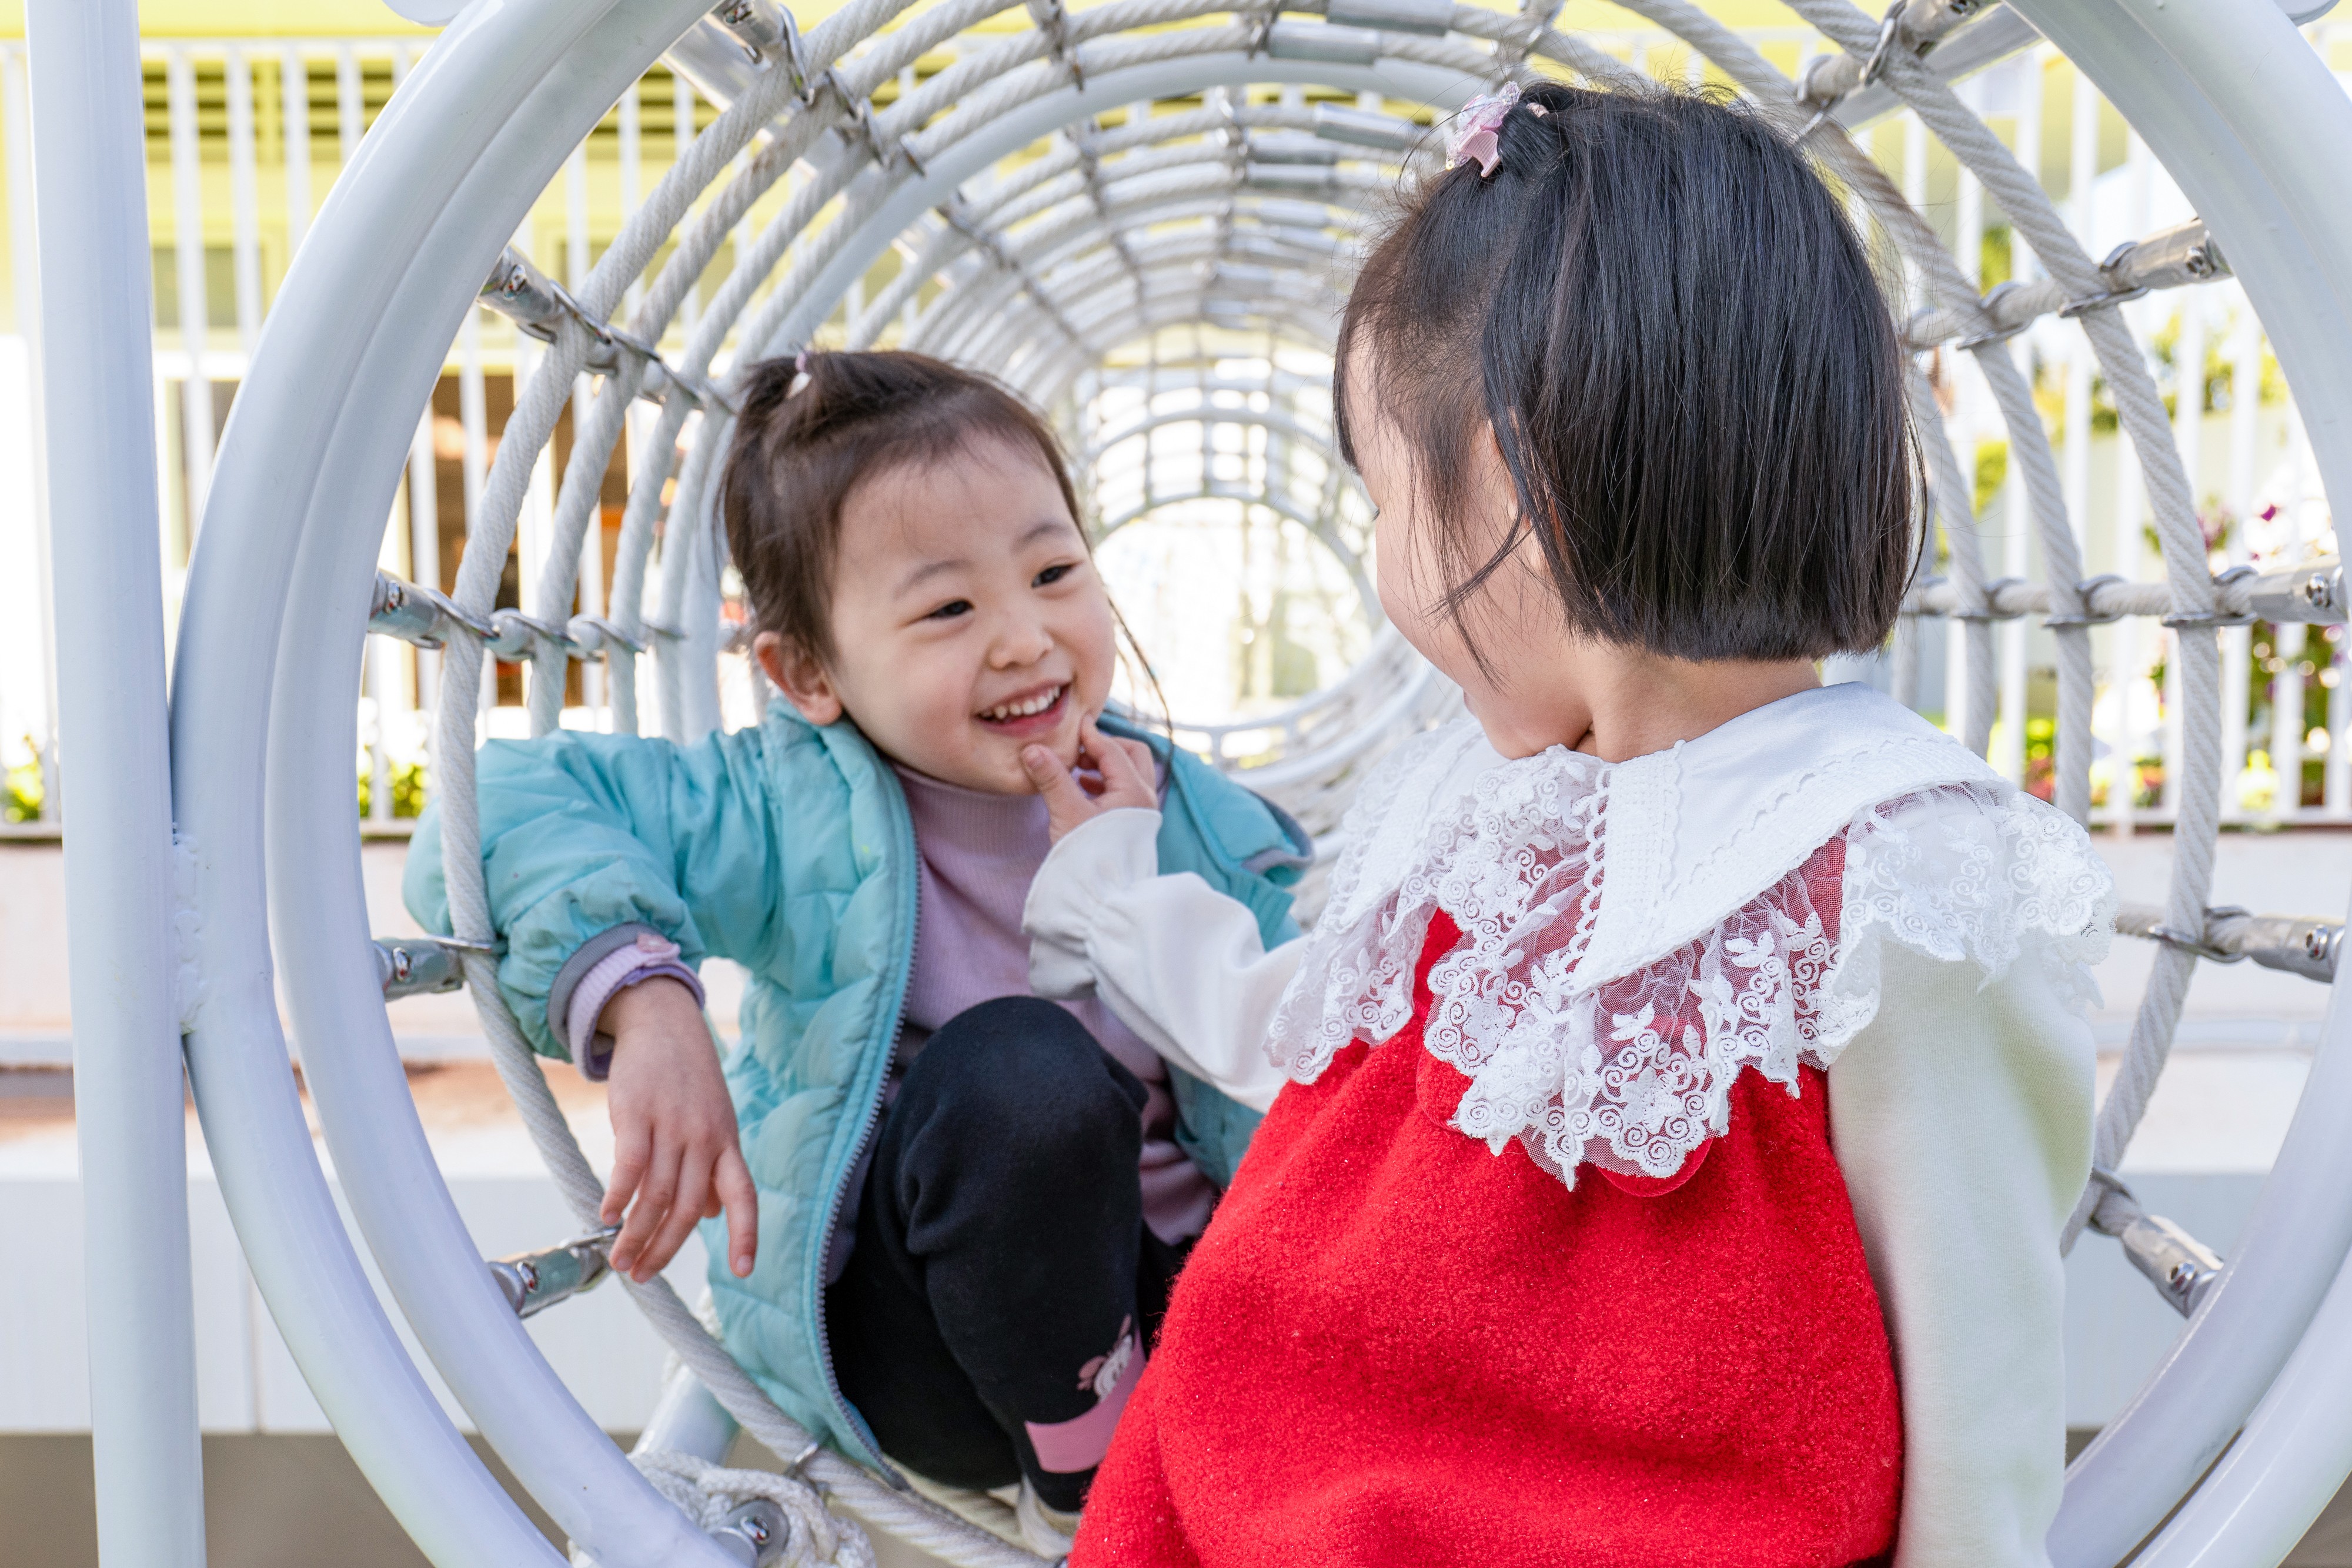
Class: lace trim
1266,750,2114,1186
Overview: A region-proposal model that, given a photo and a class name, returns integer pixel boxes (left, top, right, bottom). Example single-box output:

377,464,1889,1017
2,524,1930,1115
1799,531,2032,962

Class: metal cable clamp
774,3,816,102
485,608,580,663
1797,0,1906,138
2146,905,2252,963
708,0,786,65
1952,280,2034,352
372,934,497,1000
1949,574,2024,623
487,1227,622,1319
2159,563,2259,630
2042,573,2129,628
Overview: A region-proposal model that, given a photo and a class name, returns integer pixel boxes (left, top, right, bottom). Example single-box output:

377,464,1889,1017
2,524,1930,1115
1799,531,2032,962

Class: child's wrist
591,973,704,1076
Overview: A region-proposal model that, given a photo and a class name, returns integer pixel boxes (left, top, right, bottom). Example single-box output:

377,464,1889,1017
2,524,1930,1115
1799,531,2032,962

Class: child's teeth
985,687,1060,721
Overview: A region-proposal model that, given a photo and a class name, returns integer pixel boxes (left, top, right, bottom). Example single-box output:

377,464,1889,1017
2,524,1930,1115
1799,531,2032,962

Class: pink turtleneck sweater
892,765,1216,1246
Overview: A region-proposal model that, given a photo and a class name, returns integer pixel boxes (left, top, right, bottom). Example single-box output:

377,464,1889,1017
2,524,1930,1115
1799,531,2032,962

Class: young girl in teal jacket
405,350,1308,1552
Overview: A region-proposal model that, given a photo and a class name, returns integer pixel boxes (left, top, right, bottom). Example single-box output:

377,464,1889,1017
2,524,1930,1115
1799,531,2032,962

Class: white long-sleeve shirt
1026,687,2107,1566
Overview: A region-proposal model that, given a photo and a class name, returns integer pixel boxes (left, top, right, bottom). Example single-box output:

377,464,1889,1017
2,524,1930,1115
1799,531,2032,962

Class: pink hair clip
1446,81,1545,179
1448,82,1517,178
788,348,813,398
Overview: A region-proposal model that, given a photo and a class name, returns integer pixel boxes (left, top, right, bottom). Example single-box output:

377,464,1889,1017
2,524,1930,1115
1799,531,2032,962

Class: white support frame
44,0,2348,1564
26,4,205,1563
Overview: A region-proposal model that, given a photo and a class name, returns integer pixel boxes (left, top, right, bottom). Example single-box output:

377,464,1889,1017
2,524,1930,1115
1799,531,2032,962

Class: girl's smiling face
755,435,1117,794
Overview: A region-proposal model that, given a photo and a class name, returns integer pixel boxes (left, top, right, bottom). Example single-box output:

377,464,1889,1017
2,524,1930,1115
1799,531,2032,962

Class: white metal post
24,1,207,1563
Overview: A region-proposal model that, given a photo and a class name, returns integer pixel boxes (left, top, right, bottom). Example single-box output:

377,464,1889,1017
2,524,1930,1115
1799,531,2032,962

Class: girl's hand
1021,716,1157,843
598,977,758,1284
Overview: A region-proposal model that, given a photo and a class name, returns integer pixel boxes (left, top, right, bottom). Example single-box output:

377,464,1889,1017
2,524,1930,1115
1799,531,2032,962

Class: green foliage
2150,317,2287,416
3,749,42,824
2022,717,2056,804
1973,440,2008,517
357,758,427,820
1979,226,2013,291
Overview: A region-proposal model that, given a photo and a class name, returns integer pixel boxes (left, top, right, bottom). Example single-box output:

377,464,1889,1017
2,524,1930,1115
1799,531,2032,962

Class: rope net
333,1,2344,1562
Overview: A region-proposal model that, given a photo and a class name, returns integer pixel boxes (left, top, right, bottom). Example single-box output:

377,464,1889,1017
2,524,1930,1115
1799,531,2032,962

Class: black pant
826,997,1188,1512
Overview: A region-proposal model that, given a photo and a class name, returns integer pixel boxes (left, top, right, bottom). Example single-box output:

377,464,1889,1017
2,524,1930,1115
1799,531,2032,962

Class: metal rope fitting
2159,563,2260,630
2103,222,2231,292
1911,219,2231,350
476,245,738,412
2057,236,2166,317
1795,0,1908,138
485,608,579,663
2117,901,2342,982
775,5,814,102
2080,1165,2226,1319
371,935,493,1000
1952,280,2035,351
566,615,650,657
2145,905,2253,964
2247,559,2344,622
709,1498,791,1567
2197,908,2342,982
2119,1213,2227,1319
2042,573,2129,629
1949,574,2024,623
708,0,786,65
487,1227,620,1319
1245,0,1281,57
1025,0,1084,87
368,570,495,650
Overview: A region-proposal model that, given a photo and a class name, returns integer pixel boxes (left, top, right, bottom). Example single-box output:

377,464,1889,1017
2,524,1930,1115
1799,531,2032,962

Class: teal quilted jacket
405,705,1307,1469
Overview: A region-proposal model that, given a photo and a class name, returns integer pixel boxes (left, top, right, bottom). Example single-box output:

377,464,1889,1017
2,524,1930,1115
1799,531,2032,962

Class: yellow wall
0,4,433,38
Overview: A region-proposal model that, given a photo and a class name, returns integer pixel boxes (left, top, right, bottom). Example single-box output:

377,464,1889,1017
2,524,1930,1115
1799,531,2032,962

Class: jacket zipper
810,761,919,1482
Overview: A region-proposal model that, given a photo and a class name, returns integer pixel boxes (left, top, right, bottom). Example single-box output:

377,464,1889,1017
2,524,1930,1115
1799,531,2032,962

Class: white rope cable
656,410,736,741
1904,362,1998,754
531,358,647,737
1596,0,2097,793
535,0,930,735
1779,0,2226,1236
1970,342,2097,824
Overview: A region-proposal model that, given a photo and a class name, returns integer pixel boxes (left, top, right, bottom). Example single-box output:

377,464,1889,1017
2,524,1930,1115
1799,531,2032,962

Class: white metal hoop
166,0,2352,1562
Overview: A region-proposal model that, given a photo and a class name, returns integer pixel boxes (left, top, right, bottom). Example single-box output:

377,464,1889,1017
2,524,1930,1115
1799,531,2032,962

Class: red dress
1073,907,1904,1568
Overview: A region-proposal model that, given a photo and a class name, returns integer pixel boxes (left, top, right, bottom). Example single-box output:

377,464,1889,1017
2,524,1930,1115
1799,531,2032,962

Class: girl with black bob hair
1023,81,2112,1566
1334,79,1920,670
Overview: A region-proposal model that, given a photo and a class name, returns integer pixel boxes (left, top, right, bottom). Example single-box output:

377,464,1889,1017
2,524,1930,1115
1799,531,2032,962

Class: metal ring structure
170,0,2352,1562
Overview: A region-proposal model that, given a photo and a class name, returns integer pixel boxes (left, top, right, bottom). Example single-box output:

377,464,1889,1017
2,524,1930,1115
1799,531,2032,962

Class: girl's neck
1574,656,1821,763
1480,651,1822,765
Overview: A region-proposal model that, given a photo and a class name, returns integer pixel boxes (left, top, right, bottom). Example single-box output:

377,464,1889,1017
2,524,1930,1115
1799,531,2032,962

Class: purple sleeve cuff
563,931,704,1081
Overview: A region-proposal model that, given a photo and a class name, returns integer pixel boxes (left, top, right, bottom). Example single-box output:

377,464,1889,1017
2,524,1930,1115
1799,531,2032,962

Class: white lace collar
1269,685,2115,1185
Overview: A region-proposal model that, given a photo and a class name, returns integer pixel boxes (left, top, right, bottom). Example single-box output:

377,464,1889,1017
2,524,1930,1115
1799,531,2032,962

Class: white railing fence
0,21,2343,834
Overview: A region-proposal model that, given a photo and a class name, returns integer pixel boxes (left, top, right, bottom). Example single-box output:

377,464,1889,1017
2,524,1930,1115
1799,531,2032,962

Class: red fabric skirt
1072,912,1903,1568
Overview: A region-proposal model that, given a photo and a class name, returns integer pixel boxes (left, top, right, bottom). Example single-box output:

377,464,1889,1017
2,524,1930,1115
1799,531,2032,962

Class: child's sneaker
1014,1479,1080,1559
